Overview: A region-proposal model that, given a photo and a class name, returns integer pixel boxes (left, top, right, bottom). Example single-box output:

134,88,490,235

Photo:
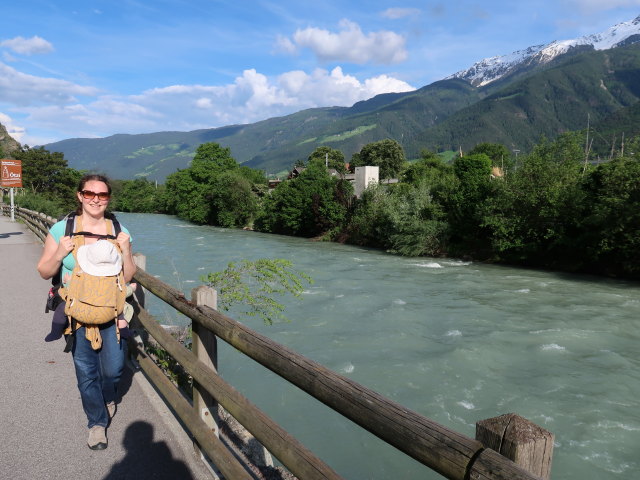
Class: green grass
321,124,377,143
125,144,185,159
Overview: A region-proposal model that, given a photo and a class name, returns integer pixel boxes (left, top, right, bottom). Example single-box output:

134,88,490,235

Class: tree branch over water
202,259,313,325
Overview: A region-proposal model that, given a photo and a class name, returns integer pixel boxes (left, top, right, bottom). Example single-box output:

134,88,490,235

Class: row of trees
8,134,640,278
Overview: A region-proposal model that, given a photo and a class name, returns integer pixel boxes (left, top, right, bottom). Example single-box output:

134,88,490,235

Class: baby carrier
50,212,126,351
45,212,122,313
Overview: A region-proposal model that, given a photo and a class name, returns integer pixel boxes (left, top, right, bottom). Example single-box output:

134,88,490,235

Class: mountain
448,15,640,86
419,44,640,153
44,15,640,180
0,123,21,157
46,79,481,179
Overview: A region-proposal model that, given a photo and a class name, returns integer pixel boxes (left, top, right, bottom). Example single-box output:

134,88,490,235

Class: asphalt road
0,213,212,480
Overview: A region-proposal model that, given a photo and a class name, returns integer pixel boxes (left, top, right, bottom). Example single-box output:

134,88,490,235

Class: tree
357,139,405,179
308,146,346,174
468,142,512,171
256,161,353,237
202,259,313,325
237,165,267,186
403,150,453,188
163,168,211,223
113,178,162,213
481,134,584,264
576,158,640,276
12,146,81,214
14,146,70,194
208,171,259,228
349,152,362,172
347,183,447,256
162,142,265,226
190,142,237,182
446,153,494,253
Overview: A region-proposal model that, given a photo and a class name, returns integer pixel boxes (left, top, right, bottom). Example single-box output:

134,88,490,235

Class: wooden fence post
129,254,148,370
191,286,220,439
476,413,554,480
132,253,147,307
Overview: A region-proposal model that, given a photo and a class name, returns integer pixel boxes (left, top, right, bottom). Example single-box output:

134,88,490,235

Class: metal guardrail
2,204,547,480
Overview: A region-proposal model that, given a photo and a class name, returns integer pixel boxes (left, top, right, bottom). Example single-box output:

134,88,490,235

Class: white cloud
0,36,54,55
382,8,421,20
13,67,415,143
0,61,98,106
285,19,407,64
273,34,298,55
277,67,414,106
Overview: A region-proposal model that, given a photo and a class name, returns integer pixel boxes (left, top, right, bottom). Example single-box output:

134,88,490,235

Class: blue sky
1,0,639,146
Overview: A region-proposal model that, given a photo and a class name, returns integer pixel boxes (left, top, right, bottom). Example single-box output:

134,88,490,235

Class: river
119,212,640,480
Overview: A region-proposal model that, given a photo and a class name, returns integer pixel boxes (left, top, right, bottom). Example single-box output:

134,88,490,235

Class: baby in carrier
44,240,136,342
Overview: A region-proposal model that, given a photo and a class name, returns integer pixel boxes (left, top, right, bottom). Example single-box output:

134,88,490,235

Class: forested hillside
43,43,640,181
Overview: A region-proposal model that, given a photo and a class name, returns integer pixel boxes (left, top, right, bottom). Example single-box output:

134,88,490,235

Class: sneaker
87,425,107,450
106,401,117,419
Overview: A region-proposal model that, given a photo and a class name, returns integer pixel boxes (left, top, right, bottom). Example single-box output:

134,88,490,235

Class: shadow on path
103,421,194,480
0,231,24,239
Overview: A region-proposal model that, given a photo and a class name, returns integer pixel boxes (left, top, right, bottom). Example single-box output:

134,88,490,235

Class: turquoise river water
120,213,640,479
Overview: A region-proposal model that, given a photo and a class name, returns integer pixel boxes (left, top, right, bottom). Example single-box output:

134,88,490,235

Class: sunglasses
80,190,111,201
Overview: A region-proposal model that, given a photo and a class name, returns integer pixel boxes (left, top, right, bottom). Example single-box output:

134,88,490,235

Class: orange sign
1,159,22,187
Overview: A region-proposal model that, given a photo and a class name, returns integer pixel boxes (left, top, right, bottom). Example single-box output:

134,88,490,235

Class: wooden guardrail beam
129,338,254,480
134,305,343,480
133,268,542,480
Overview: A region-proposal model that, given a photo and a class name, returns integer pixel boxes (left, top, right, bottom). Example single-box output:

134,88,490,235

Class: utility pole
583,113,591,174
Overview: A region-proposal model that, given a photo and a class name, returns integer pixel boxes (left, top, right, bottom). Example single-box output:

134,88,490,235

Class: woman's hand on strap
37,233,73,280
56,235,74,261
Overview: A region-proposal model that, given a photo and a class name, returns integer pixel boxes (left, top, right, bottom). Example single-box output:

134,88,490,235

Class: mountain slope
421,44,640,153
46,79,480,178
44,15,640,180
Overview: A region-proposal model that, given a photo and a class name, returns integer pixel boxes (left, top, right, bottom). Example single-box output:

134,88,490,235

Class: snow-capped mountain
448,15,640,87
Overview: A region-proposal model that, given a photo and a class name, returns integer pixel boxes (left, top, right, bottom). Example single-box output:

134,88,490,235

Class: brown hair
75,173,113,215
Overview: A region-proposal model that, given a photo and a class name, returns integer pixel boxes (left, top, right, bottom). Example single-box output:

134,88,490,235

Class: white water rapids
122,213,640,479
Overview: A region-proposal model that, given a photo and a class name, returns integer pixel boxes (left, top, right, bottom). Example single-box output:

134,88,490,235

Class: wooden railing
2,204,552,480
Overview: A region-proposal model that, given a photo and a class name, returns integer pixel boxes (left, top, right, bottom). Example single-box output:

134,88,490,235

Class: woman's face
77,180,110,216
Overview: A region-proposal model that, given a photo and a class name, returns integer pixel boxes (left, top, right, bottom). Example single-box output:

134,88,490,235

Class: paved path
0,213,212,480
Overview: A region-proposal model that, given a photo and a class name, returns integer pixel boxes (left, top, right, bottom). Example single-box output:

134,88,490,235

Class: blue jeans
71,322,124,428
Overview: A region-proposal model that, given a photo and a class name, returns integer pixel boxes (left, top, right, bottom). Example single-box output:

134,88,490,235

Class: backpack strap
63,317,77,353
50,212,77,288
64,211,76,237
106,212,122,237
63,215,80,352
71,213,120,240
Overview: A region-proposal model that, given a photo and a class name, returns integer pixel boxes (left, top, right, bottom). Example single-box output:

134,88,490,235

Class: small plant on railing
201,258,313,325
144,327,194,394
143,259,312,397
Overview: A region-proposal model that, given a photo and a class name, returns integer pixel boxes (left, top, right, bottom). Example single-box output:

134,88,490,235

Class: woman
37,174,136,450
